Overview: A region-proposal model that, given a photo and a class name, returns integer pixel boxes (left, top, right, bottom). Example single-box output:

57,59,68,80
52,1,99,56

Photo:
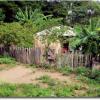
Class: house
34,25,76,55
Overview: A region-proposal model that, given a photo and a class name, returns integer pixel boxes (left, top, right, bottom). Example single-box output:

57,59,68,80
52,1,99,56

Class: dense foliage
0,22,35,48
0,0,99,24
16,7,62,31
70,18,100,55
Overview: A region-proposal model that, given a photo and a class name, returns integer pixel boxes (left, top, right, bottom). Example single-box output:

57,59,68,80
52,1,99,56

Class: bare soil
0,64,78,86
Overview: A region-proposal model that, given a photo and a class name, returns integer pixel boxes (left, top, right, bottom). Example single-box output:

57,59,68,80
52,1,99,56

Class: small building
34,25,76,55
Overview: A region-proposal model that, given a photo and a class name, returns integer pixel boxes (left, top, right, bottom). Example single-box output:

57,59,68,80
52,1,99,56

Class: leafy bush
0,56,16,64
0,22,35,48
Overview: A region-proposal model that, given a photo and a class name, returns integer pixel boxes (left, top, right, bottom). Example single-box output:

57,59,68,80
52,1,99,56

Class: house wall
49,40,61,54
34,36,62,55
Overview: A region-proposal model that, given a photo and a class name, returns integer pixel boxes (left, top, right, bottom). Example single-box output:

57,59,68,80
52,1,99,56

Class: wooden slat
1,47,98,68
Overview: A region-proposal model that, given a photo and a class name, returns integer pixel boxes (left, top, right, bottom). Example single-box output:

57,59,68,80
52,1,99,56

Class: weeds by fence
0,47,99,68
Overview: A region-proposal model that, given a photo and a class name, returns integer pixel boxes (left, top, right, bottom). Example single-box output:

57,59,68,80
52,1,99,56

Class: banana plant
70,18,100,55
16,7,62,32
16,7,44,22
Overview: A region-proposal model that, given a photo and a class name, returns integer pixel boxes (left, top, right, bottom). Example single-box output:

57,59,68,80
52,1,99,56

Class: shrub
0,22,35,48
0,56,16,64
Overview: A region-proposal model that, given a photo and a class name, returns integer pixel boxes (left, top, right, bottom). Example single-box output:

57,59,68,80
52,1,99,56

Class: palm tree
16,7,44,23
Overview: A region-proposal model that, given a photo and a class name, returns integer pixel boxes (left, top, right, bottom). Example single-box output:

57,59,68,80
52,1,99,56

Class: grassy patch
0,81,100,97
0,83,16,97
76,74,100,97
0,56,17,70
57,66,73,75
0,56,16,64
37,75,58,86
86,87,100,97
76,68,100,83
37,75,51,83
53,85,73,97
88,69,100,83
74,67,91,76
0,83,54,97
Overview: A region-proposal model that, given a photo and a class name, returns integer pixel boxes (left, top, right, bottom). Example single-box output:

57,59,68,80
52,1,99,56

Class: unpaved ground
0,64,79,85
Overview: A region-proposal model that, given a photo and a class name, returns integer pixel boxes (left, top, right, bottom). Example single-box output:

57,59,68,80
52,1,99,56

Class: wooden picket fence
0,46,99,68
0,47,35,64
56,52,92,68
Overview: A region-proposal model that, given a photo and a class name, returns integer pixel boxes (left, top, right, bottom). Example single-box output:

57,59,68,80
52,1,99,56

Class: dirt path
0,65,78,85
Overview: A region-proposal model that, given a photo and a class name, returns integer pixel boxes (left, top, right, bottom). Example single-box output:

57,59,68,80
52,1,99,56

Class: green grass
37,75,58,86
0,56,16,64
0,83,16,97
57,66,73,75
0,79,100,97
0,56,17,70
37,75,51,83
0,83,75,97
53,85,74,97
0,83,53,97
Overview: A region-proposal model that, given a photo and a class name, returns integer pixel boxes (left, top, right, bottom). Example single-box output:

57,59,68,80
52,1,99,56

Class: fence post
72,52,74,68
56,53,62,68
